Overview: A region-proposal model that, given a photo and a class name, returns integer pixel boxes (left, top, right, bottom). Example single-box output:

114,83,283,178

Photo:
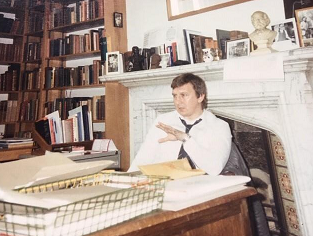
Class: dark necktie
178,118,202,169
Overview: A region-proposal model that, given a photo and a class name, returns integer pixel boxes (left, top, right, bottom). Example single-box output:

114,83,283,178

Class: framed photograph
183,29,212,64
283,0,313,19
183,29,201,64
270,18,300,51
106,51,123,74
113,12,123,28
166,0,253,20
216,29,230,59
295,6,313,47
226,38,250,59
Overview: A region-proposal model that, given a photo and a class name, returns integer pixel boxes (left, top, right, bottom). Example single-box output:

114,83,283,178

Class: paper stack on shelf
0,137,33,149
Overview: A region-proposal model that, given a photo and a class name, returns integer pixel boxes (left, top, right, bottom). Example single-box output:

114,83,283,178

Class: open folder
138,159,206,180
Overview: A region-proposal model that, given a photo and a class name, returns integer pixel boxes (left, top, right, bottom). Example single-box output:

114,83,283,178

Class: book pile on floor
0,137,33,149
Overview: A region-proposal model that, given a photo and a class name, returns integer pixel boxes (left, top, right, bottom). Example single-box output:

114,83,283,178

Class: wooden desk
92,187,256,236
0,147,32,162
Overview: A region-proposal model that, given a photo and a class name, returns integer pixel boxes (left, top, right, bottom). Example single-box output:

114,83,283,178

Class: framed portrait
295,6,313,47
106,51,123,75
113,12,123,28
226,38,250,59
270,18,300,51
283,0,313,19
216,29,230,59
166,0,253,21
183,29,212,64
183,29,201,64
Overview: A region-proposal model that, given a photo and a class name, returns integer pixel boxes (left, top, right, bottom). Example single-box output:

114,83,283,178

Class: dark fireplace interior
221,117,301,236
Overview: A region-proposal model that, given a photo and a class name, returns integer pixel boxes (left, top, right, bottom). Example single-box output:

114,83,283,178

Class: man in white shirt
128,73,232,175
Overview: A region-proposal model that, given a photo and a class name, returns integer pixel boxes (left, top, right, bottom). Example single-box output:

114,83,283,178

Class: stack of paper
162,175,251,211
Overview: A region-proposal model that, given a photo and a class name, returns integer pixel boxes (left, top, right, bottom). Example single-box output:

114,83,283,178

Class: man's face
252,13,267,30
172,83,204,120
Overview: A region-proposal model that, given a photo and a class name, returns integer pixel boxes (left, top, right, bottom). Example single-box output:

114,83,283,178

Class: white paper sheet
162,175,251,211
14,160,114,189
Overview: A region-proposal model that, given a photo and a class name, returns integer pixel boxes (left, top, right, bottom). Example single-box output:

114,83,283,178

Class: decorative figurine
249,11,277,55
129,46,144,71
150,53,161,69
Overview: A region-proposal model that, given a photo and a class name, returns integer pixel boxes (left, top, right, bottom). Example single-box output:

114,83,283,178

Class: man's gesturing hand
156,122,187,143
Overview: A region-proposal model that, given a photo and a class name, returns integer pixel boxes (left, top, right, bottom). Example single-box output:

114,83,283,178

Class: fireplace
100,47,313,236
222,118,297,235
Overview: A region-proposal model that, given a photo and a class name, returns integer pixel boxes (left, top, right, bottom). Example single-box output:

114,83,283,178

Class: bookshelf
0,1,25,137
0,0,130,170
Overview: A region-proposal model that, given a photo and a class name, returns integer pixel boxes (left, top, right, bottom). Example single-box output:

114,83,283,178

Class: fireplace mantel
101,47,313,236
100,47,313,91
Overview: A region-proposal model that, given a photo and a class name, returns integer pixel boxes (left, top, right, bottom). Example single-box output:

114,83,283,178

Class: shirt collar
176,110,204,125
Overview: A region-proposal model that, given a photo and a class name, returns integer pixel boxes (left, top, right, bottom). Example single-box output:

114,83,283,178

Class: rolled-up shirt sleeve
183,118,232,176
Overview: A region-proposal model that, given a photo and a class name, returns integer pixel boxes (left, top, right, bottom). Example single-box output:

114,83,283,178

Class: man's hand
156,122,187,143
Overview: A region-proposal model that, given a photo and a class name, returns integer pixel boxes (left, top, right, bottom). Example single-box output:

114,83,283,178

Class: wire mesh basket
0,172,168,236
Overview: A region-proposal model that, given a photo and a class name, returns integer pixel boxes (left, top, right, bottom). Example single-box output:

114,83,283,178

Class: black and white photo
295,6,313,47
226,38,250,59
106,51,122,74
113,12,123,28
271,18,300,51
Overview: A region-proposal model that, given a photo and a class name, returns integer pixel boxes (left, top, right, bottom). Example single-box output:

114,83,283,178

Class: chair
221,142,271,236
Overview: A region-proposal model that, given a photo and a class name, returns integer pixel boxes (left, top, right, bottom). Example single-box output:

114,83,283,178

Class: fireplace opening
220,117,301,236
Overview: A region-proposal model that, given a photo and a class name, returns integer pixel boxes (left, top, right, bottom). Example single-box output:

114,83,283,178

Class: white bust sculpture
249,11,277,55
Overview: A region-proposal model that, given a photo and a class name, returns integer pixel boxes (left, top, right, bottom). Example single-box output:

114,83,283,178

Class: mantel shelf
100,47,313,88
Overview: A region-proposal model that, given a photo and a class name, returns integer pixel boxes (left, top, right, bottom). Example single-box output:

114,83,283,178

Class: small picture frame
106,51,123,74
216,29,230,59
226,38,250,59
159,53,171,68
113,12,123,28
270,18,300,51
295,6,313,47
183,29,201,64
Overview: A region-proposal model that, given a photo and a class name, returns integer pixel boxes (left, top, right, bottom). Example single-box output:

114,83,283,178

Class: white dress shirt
128,110,232,175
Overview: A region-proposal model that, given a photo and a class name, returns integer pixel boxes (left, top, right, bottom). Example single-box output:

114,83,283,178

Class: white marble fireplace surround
101,47,313,235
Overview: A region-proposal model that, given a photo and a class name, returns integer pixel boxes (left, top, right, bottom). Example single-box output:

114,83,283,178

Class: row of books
19,99,39,122
0,67,19,92
28,12,44,34
49,0,104,29
29,0,44,7
0,100,19,123
36,106,93,145
49,29,101,57
44,97,92,120
93,95,105,121
24,42,41,62
44,61,104,89
22,68,42,90
0,15,23,34
44,96,104,121
0,43,21,62
1,0,24,8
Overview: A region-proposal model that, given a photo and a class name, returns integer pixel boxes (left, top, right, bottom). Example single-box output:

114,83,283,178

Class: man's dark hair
171,73,208,109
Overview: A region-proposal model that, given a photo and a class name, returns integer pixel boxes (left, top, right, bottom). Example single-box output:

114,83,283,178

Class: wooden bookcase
0,3,25,137
1,0,130,170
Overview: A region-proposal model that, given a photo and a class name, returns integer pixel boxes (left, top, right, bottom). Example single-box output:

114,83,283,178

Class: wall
126,0,285,50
